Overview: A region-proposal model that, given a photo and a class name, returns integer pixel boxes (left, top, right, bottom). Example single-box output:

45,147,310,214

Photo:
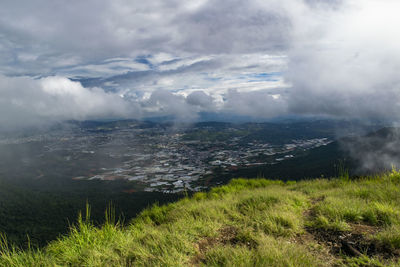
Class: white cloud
0,75,138,128
222,89,288,118
286,0,400,120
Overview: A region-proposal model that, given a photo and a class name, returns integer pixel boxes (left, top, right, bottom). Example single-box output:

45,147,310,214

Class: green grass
2,171,400,266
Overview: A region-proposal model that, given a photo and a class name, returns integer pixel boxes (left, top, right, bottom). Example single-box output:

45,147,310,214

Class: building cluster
3,123,332,193
73,127,331,193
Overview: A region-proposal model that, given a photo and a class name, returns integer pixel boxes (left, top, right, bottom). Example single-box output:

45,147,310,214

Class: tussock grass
203,234,323,267
1,172,400,266
373,224,400,250
302,173,400,231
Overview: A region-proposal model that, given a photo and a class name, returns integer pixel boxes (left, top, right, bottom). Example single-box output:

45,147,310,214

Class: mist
340,127,400,174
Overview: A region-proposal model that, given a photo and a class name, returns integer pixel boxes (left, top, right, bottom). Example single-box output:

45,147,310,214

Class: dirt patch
191,226,257,265
349,223,378,236
292,231,317,245
291,232,337,266
303,196,398,260
196,227,237,254
306,227,398,259
311,195,326,205
303,196,326,218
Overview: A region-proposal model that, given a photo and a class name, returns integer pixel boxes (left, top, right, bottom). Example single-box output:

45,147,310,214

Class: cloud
222,89,288,118
0,0,299,124
341,128,400,173
174,0,292,54
0,0,295,76
286,0,400,120
1,0,400,124
186,91,214,109
0,75,137,129
0,72,287,129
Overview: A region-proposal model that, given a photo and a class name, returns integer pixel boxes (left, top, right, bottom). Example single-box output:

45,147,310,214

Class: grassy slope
2,172,400,266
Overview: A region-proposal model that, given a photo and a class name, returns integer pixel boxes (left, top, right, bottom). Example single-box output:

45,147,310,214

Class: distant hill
208,140,352,185
214,127,400,183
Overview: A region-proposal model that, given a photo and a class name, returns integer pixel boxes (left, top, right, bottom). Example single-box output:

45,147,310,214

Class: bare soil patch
191,226,257,265
306,226,398,259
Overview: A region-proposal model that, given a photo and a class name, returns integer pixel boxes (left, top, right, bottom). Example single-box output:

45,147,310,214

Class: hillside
2,172,400,266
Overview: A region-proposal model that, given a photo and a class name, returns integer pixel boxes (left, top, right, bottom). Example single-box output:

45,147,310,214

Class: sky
1,0,400,127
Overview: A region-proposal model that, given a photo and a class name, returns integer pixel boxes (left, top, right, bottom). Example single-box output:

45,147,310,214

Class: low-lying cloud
0,75,136,128
341,128,400,173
